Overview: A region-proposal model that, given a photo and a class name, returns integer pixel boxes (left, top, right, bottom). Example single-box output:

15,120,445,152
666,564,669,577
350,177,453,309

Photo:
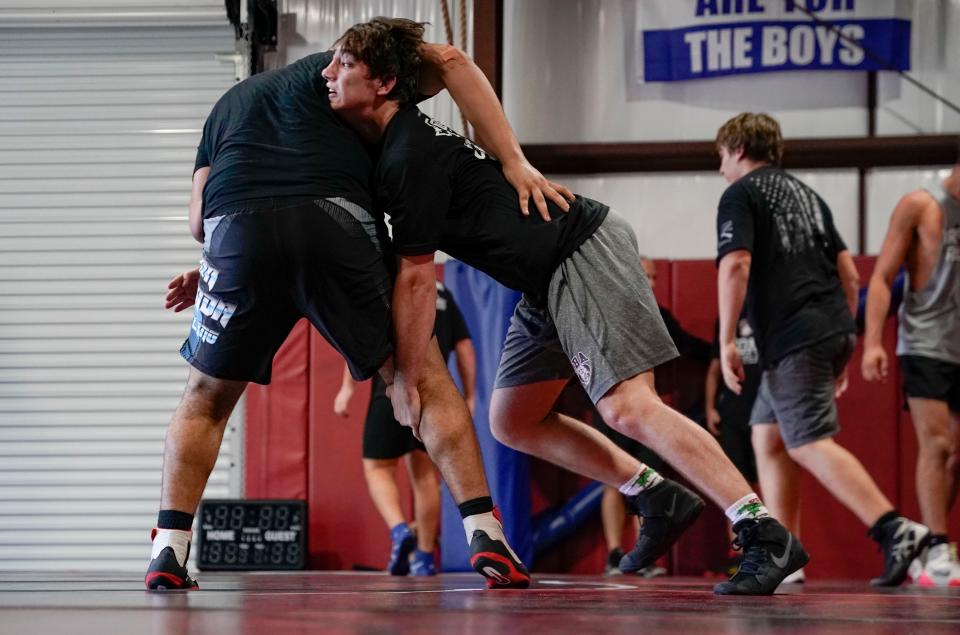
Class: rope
439,0,471,137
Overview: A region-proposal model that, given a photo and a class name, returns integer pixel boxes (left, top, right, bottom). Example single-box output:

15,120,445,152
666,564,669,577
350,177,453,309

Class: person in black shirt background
324,18,812,595
715,112,929,587
333,283,475,577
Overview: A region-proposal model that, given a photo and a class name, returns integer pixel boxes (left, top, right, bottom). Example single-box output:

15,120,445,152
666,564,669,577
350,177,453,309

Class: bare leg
949,413,960,509
787,438,893,527
415,340,491,504
601,486,628,552
907,398,956,535
161,367,246,513
596,371,752,509
752,424,802,535
489,380,645,487
362,458,405,529
406,450,440,551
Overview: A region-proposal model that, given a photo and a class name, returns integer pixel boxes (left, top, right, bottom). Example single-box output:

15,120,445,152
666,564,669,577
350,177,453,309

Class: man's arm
862,192,924,381
391,253,438,434
717,250,752,394
453,337,477,416
333,363,358,417
836,250,860,317
704,358,722,436
418,43,572,219
189,167,210,243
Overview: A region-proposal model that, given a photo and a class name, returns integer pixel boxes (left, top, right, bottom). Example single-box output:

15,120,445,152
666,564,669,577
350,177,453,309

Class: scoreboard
196,499,307,570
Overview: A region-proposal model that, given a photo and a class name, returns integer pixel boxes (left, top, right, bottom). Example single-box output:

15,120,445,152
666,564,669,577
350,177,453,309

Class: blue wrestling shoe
387,523,416,576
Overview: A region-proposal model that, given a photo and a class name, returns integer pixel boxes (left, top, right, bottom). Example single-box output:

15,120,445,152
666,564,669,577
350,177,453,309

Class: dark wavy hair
334,17,427,104
715,113,784,166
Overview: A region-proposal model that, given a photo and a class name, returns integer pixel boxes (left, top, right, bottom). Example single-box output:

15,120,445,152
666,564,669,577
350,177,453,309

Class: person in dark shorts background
149,31,568,591
714,112,929,587
333,282,475,577
862,156,960,587
324,18,812,596
598,256,710,577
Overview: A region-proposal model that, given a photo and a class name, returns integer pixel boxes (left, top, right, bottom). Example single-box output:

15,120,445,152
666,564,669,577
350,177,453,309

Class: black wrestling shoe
713,517,809,595
145,544,198,591
604,548,625,576
868,516,930,587
620,479,704,573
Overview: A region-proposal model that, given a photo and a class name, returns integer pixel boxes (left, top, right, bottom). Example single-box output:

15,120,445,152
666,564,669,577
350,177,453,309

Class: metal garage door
0,1,243,571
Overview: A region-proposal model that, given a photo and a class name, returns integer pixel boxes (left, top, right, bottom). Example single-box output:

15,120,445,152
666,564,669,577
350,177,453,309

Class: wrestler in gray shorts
749,332,856,449
494,211,679,403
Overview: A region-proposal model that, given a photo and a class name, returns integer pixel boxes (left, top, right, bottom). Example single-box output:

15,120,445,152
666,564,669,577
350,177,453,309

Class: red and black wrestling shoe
468,508,531,589
145,529,199,591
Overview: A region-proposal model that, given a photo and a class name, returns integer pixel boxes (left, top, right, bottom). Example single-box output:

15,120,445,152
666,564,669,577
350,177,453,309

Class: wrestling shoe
916,543,960,588
620,479,705,573
635,564,668,579
409,549,437,576
868,517,930,587
469,509,530,589
387,523,416,576
145,530,198,591
604,548,624,576
713,517,809,595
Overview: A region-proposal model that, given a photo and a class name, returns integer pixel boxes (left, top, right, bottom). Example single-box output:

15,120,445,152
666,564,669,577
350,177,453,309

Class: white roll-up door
0,1,243,571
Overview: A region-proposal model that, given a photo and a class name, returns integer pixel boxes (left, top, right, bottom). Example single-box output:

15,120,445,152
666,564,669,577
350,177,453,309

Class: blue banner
643,18,910,81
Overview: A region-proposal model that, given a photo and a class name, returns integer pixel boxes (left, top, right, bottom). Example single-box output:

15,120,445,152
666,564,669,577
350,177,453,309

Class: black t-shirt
710,317,761,424
716,166,855,367
195,51,373,216
374,105,609,302
372,282,470,396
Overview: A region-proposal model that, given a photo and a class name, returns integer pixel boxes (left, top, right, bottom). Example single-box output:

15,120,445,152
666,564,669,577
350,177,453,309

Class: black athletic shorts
181,197,393,384
899,355,960,413
362,391,428,460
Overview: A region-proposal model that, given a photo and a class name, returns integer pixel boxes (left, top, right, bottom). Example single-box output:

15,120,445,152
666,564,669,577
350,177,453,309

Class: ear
377,75,397,97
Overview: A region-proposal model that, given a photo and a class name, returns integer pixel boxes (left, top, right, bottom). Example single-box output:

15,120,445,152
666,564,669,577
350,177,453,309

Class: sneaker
916,543,960,588
145,531,198,591
387,523,416,576
469,508,530,589
409,549,437,576
604,548,625,576
713,517,809,595
781,567,806,584
619,479,705,574
868,517,930,587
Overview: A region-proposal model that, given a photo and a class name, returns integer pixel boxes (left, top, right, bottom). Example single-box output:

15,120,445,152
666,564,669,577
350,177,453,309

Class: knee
752,426,786,456
918,430,952,460
597,390,661,441
182,374,241,424
785,439,822,467
488,391,535,448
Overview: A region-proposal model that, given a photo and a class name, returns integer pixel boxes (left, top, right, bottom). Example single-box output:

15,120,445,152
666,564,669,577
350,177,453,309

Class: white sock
151,528,192,566
618,465,664,496
725,493,770,525
463,512,521,562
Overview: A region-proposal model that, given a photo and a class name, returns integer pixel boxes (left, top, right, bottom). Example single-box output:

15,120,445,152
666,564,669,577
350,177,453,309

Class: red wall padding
246,258,955,578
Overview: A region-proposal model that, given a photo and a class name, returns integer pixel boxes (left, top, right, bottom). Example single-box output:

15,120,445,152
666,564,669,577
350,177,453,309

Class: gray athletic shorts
750,332,856,449
494,211,678,403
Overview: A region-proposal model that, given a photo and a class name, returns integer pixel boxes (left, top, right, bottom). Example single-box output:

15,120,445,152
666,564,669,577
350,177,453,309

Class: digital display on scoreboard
196,499,306,571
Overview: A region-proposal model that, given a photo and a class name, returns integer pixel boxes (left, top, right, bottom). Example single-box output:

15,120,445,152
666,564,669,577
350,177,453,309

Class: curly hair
334,17,427,104
715,113,784,166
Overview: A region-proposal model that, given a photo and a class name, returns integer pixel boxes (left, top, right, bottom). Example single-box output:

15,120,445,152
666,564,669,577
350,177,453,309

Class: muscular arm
391,253,438,430
717,250,752,394
189,167,210,243
861,193,924,381
453,337,477,416
864,194,923,348
418,43,572,218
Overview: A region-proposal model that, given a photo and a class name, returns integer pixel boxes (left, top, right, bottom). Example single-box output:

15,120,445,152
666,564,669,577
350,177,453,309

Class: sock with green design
618,465,664,496
725,493,770,525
